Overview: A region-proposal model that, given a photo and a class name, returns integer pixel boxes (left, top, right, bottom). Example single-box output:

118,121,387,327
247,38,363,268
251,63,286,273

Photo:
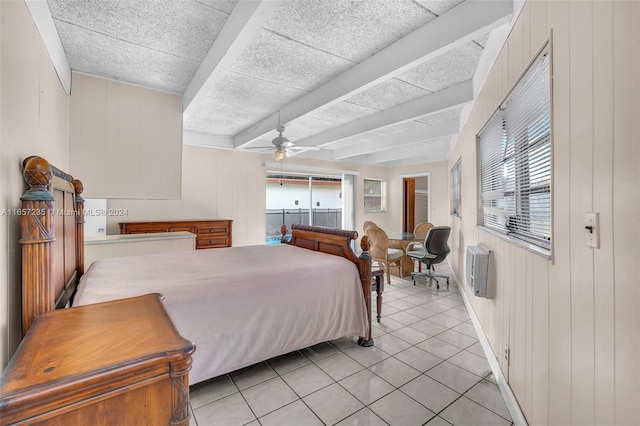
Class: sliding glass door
266,173,342,243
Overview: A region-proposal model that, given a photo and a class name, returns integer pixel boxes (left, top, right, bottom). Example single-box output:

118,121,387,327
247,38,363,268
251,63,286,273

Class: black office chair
407,226,451,288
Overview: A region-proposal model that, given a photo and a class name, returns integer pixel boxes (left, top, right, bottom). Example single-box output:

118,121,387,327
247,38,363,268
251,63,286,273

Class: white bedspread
74,244,369,384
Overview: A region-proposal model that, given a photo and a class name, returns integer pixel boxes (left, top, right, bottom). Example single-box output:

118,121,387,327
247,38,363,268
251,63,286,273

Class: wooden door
403,178,416,232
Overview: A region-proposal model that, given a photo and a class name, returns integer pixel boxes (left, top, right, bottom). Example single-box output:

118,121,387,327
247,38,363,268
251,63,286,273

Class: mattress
74,243,369,384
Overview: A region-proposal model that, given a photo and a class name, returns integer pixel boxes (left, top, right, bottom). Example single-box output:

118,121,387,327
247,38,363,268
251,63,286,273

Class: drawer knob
210,229,214,232
210,240,214,244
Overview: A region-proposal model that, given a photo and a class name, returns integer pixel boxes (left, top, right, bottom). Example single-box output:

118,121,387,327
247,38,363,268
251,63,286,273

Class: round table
387,232,422,278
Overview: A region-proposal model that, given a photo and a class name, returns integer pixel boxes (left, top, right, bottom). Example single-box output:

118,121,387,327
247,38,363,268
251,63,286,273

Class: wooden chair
407,221,433,272
363,221,378,234
366,226,403,284
413,221,434,239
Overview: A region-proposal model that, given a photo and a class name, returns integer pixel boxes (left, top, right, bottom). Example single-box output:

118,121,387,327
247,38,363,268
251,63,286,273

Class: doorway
403,175,430,232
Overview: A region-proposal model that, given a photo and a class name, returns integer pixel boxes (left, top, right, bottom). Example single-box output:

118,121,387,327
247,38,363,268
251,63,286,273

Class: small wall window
364,179,386,213
451,160,462,218
478,43,551,250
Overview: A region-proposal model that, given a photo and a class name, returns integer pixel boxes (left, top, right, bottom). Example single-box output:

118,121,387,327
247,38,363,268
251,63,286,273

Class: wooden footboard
285,224,373,346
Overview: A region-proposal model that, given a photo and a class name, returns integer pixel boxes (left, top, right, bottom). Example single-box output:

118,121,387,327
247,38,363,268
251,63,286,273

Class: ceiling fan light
273,149,286,161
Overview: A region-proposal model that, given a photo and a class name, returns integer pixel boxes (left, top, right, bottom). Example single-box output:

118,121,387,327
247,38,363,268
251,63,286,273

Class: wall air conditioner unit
466,245,490,298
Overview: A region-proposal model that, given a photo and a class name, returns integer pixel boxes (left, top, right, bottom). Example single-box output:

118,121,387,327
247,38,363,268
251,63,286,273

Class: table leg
372,270,384,322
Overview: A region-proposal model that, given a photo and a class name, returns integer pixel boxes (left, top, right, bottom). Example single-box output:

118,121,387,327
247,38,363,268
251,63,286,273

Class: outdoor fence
266,208,342,243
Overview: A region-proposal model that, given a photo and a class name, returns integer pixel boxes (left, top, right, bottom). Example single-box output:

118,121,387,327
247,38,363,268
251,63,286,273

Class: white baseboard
448,260,528,426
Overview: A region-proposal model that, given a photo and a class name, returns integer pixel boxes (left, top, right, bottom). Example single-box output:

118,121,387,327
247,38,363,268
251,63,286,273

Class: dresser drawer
197,236,229,249
169,225,197,233
122,224,170,233
196,225,229,235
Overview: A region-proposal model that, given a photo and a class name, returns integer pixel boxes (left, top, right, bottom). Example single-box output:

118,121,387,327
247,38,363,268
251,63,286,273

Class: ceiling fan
249,125,319,161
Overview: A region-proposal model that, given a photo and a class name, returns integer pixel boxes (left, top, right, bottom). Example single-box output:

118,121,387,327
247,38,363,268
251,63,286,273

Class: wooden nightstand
0,294,195,425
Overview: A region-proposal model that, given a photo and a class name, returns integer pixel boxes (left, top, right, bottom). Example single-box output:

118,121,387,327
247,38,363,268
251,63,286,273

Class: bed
18,156,374,385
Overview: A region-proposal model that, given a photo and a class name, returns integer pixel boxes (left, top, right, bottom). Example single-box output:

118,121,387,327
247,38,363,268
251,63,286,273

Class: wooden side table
0,294,195,425
372,269,384,322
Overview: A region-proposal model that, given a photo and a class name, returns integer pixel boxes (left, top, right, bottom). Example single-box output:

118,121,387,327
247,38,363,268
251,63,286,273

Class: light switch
585,212,599,248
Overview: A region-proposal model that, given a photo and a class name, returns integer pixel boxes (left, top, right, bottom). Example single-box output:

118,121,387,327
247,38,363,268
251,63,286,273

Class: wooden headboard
20,156,84,335
287,224,364,266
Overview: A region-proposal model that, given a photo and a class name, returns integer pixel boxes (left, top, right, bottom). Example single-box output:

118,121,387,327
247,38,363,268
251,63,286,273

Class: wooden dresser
119,219,232,249
0,294,195,426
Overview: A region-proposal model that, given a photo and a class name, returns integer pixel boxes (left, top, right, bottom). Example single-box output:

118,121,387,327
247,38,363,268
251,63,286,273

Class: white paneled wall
69,72,182,200
0,1,71,367
448,1,639,425
106,146,268,247
387,163,448,230
107,146,398,247
105,145,448,249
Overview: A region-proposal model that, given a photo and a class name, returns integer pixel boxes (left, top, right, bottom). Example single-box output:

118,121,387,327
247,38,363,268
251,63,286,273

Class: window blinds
478,44,551,249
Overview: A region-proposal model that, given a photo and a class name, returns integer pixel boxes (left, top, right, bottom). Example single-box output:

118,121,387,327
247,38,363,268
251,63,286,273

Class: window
451,160,462,218
265,173,342,243
364,179,386,213
478,43,551,250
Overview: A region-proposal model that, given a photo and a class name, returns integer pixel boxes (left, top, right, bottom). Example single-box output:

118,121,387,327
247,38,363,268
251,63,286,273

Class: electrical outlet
585,212,600,248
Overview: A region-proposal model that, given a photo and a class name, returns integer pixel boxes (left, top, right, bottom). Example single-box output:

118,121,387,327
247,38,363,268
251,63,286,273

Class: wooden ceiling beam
365,140,452,164
233,0,512,148
300,80,471,150
332,119,459,160
182,0,282,116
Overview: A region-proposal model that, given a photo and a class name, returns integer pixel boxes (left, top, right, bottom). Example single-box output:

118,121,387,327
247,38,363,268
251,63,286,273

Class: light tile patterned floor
189,265,513,426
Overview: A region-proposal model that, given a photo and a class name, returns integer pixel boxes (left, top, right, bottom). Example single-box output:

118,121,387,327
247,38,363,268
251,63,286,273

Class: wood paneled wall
107,146,393,248
106,146,267,247
69,73,182,200
0,1,71,368
448,1,639,425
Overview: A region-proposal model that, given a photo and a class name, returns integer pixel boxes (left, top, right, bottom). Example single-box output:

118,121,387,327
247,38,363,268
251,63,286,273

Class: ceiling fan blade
291,146,320,151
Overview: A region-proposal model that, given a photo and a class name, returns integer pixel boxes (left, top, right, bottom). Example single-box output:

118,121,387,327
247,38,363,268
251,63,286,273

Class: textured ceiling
47,0,513,166
262,0,437,62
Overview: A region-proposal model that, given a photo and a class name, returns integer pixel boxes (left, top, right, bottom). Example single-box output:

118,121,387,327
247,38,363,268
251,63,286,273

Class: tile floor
189,265,513,426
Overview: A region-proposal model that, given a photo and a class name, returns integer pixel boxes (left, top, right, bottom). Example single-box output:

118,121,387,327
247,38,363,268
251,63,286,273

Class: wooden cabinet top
1,294,195,402
119,219,232,229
